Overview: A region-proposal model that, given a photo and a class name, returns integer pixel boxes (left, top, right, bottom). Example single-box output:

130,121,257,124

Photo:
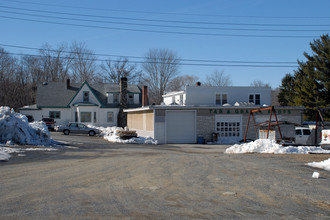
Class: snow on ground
225,139,330,154
225,139,330,171
307,158,330,171
90,126,158,145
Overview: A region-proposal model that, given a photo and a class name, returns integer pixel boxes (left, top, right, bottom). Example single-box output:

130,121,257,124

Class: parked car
55,122,100,136
295,127,311,145
42,118,56,130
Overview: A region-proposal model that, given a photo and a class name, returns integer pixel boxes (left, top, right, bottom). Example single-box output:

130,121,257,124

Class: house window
83,91,89,102
216,93,228,105
107,112,113,122
222,94,228,104
81,112,91,122
113,93,119,104
128,94,134,104
94,112,97,123
75,112,78,122
49,111,60,119
249,94,261,105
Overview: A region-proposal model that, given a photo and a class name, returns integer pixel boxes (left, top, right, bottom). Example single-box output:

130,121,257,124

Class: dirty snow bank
225,139,330,154
0,106,51,146
90,126,158,144
307,158,330,171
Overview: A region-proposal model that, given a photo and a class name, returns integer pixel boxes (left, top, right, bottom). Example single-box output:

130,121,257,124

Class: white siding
134,94,139,104
71,84,100,106
185,86,271,106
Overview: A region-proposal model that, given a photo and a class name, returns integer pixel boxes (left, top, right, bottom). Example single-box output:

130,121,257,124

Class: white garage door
166,111,196,144
215,115,242,143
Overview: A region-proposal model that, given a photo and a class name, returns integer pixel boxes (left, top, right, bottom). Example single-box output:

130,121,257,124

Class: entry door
215,115,242,143
166,111,196,144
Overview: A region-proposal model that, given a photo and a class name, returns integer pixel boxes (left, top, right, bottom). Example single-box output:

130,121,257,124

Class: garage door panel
167,111,196,144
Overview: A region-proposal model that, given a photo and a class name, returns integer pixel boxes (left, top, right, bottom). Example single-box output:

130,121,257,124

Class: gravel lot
0,132,329,219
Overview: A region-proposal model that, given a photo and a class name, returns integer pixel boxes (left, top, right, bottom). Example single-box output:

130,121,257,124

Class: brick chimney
142,86,148,106
118,77,128,128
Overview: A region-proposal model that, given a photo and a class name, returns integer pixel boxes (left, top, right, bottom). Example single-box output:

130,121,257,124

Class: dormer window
83,91,89,102
216,93,228,105
249,94,261,105
113,93,119,104
128,94,134,104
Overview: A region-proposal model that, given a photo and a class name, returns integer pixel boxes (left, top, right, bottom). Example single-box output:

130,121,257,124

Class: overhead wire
0,43,298,64
0,8,328,32
1,5,330,27
2,0,330,19
1,50,298,68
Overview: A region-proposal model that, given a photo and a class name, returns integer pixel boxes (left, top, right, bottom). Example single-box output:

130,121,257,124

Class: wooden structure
244,106,283,143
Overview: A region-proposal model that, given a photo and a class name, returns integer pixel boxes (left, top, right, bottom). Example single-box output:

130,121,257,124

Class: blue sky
1,0,329,88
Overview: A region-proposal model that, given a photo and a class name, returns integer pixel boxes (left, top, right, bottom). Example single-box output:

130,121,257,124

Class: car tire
63,130,70,135
89,130,96,136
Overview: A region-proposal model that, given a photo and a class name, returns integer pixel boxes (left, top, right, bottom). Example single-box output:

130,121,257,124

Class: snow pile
0,106,51,146
307,158,330,171
225,139,330,154
93,126,158,144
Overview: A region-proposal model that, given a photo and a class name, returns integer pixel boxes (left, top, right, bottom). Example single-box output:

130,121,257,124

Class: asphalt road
0,132,329,219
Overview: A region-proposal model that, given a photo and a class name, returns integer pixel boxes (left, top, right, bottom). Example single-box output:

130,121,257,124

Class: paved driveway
0,132,329,219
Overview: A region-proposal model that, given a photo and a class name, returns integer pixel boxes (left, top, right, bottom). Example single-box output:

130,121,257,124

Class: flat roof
124,105,305,112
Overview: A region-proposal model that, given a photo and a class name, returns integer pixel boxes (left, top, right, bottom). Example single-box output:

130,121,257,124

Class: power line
2,0,330,19
1,8,328,33
0,15,319,39
1,51,298,68
1,5,330,28
0,43,298,64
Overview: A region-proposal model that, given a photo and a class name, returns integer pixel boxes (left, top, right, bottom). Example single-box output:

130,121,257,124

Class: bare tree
142,48,181,104
0,48,34,109
204,70,232,86
70,42,98,83
250,80,271,88
101,57,142,84
39,43,72,82
167,74,199,91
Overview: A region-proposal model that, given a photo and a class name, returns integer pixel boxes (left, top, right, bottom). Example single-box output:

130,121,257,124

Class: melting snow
307,158,330,171
225,139,330,171
90,126,158,145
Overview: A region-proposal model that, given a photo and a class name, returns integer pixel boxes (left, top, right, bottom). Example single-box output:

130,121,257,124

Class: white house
19,78,142,127
125,83,304,144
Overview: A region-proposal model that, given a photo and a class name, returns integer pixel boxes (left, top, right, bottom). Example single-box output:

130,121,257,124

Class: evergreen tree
278,73,295,106
278,34,330,120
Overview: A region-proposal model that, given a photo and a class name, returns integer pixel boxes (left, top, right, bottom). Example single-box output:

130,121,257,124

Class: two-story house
125,83,304,144
19,78,142,127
